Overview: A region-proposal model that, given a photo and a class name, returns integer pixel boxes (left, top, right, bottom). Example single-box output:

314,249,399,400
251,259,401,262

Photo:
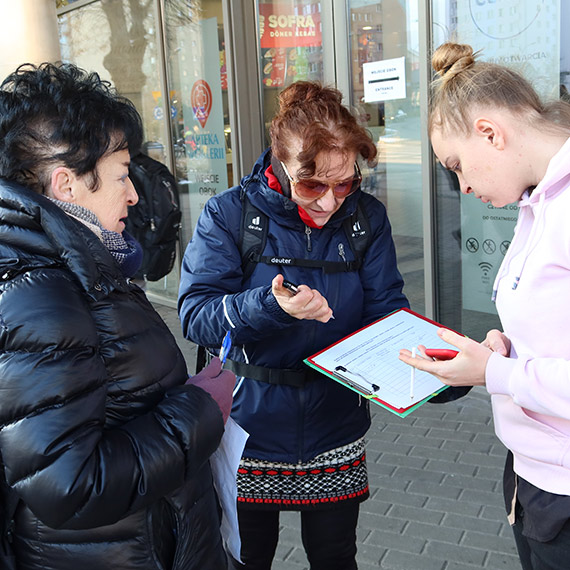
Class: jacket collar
241,148,362,231
0,179,128,299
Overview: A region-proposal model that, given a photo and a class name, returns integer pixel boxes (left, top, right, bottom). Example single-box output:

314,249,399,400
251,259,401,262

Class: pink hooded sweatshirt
486,136,570,495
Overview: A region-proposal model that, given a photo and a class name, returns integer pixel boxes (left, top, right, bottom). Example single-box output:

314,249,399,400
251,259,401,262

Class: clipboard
304,308,456,418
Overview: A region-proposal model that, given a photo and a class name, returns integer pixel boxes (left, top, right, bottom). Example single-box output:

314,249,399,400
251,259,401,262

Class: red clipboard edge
304,307,456,415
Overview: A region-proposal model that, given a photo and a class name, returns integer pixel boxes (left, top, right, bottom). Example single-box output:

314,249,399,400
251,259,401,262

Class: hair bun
432,42,477,80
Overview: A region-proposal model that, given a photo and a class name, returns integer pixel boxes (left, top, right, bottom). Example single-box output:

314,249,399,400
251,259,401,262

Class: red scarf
265,165,322,229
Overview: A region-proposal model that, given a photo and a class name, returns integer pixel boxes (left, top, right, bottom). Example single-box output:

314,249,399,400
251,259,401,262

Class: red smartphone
425,348,459,360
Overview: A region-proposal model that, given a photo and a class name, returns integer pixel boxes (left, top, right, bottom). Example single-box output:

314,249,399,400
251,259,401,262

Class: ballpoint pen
410,347,416,400
219,330,232,364
282,279,336,319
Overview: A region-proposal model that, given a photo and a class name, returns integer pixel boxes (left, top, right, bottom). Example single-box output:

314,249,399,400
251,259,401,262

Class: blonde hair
429,42,570,137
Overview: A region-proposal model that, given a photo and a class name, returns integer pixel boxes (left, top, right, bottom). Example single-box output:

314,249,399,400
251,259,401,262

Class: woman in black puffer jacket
0,62,233,570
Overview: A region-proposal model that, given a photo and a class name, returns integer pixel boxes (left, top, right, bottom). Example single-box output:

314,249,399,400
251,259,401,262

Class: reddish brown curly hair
269,81,377,178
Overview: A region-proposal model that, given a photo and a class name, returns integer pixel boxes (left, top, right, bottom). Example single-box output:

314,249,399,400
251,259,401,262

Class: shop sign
259,3,322,48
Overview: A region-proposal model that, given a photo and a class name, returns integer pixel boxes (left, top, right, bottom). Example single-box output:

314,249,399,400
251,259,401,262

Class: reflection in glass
164,0,232,247
348,0,425,314
257,0,325,145
431,0,567,339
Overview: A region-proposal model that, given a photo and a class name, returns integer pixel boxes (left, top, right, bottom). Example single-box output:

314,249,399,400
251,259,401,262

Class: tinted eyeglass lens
296,173,361,199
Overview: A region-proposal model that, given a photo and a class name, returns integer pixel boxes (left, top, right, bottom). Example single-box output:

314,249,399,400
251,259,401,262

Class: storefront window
58,1,179,299
164,0,232,247
348,0,425,314
257,0,325,144
431,0,566,339
58,0,233,302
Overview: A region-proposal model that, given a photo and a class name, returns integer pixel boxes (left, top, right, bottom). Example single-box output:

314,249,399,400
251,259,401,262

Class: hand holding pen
398,328,491,388
186,341,235,423
271,274,334,323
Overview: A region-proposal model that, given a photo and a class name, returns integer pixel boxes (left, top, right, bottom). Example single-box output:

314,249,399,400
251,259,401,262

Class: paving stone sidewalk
154,302,521,570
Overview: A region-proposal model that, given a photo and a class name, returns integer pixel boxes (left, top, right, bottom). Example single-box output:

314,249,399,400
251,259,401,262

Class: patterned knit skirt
236,437,369,511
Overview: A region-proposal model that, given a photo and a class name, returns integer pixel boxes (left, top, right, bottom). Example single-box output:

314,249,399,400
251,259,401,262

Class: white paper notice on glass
363,56,406,103
305,308,455,417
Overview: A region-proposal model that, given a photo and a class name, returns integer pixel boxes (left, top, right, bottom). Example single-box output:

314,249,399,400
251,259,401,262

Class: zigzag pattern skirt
236,437,369,511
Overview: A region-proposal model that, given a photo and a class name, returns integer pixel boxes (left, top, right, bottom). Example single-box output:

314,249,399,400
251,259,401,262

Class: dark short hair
269,81,377,178
0,62,143,193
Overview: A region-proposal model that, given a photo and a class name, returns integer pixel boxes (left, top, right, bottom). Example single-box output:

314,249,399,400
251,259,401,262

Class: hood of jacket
0,179,128,300
493,136,570,299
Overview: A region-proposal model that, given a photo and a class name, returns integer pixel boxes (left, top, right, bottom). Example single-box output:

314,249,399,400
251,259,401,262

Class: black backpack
125,153,182,281
195,191,372,376
239,189,372,281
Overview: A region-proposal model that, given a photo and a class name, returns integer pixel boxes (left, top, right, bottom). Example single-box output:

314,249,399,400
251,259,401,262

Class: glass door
163,0,233,247
256,0,332,145
431,0,565,339
347,0,425,313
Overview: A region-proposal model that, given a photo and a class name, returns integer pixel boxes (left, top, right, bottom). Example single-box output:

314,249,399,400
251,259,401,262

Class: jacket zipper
305,226,312,252
338,243,347,263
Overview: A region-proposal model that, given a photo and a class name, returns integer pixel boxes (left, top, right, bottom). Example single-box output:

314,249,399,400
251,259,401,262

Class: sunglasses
280,161,362,200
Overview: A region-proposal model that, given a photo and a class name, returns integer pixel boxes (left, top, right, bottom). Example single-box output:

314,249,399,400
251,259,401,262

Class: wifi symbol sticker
478,262,493,276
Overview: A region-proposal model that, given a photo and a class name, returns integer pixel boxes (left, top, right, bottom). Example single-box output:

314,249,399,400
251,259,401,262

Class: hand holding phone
424,348,459,360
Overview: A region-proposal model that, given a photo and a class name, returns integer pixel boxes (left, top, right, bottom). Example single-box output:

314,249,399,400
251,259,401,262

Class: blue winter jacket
179,149,409,463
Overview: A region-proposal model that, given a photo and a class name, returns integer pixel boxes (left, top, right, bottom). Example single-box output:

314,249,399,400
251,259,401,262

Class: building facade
8,0,568,340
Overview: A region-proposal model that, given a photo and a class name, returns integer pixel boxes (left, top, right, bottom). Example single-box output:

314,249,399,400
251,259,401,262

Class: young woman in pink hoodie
400,42,570,570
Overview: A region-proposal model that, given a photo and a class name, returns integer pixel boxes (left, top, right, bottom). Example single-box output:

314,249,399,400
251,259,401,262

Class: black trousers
228,502,360,570
513,508,570,570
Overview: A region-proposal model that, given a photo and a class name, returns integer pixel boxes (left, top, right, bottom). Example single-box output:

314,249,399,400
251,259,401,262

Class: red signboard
259,3,322,49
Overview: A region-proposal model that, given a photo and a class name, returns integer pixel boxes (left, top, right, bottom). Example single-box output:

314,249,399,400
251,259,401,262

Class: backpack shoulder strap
239,189,269,282
343,198,372,266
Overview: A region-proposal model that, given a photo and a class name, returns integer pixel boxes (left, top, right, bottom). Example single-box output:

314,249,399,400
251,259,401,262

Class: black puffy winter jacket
0,180,227,570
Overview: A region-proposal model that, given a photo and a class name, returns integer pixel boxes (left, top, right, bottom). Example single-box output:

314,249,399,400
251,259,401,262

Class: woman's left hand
398,328,492,387
271,274,333,323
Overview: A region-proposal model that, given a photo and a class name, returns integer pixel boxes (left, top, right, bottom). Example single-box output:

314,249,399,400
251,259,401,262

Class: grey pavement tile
354,543,388,566
459,487,505,507
442,473,498,493
424,541,487,566
426,459,478,477
392,465,446,484
423,496,483,518
404,521,463,544
381,549,446,570
367,440,415,457
461,530,519,555
425,428,476,442
410,445,461,463
387,504,446,525
459,451,507,468
367,528,426,555
480,504,510,522
442,513,502,536
358,511,408,534
373,453,429,470
367,488,427,509
406,480,462,500
475,465,505,480
443,439,493,454
485,551,522,569
397,434,446,449
151,302,519,570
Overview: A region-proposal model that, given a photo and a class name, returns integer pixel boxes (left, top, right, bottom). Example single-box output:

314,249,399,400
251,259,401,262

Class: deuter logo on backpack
248,215,263,231
125,153,182,281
